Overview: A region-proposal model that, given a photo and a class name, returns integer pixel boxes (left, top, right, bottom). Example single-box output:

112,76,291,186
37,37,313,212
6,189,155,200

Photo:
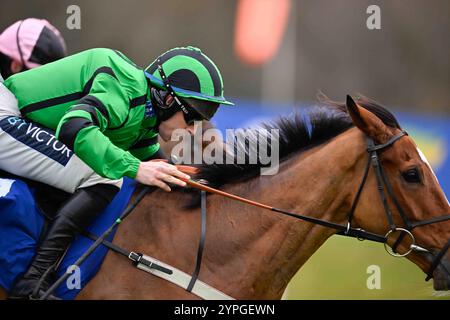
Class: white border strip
136,254,234,300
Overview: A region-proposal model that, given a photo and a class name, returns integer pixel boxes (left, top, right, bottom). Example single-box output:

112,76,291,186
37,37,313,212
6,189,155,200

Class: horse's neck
207,131,362,298
123,129,363,299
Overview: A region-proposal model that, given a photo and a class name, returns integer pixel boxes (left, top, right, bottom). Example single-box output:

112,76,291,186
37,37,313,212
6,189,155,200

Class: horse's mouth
432,258,450,291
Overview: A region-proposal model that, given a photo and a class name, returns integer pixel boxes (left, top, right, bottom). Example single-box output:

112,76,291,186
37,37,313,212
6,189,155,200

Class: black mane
191,94,400,189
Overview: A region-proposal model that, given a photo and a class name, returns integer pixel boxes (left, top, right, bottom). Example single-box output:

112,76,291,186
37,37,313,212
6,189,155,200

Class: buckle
128,252,142,263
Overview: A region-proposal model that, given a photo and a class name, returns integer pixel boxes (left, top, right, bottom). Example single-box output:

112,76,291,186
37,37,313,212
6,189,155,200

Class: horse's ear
346,95,390,143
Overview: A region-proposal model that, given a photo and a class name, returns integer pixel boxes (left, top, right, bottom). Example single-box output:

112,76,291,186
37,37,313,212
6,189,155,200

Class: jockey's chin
158,111,195,142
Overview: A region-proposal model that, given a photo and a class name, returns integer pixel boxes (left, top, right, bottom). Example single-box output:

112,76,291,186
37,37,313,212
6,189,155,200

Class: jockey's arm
55,73,141,180
129,130,161,161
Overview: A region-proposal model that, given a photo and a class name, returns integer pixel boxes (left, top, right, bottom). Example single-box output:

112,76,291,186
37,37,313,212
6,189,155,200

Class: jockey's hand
135,161,190,192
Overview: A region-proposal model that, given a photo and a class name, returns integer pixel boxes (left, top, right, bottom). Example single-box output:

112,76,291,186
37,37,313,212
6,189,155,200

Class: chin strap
150,87,180,124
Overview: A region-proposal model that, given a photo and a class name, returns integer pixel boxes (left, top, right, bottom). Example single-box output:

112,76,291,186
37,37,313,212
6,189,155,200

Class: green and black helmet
145,46,233,123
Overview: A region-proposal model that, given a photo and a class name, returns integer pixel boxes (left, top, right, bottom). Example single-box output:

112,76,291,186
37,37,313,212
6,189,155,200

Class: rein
181,176,387,243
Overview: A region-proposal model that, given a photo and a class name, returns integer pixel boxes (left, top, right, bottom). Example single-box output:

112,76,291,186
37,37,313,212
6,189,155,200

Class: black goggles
181,104,204,125
151,88,205,124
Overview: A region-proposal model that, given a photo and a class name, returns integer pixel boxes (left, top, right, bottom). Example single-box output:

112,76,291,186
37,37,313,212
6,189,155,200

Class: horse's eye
402,168,421,183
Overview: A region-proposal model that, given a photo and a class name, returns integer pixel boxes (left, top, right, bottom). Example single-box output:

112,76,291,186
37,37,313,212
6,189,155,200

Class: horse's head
344,95,450,290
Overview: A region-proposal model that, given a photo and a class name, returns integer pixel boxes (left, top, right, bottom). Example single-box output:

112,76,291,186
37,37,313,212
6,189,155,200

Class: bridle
344,130,450,280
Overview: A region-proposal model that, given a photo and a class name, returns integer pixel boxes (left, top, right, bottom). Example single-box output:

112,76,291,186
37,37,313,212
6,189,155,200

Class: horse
1,95,449,299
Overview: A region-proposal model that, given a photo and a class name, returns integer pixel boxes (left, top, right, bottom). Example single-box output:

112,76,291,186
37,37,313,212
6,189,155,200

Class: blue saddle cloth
0,177,136,299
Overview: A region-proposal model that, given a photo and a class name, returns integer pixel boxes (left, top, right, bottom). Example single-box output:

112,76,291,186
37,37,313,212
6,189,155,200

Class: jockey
0,46,233,299
0,18,67,80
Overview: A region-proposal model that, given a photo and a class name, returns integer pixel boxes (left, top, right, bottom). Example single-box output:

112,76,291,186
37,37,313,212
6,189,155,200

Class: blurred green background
285,236,450,300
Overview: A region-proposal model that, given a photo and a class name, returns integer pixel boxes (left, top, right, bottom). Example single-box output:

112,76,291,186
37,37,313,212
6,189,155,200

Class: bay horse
1,95,449,299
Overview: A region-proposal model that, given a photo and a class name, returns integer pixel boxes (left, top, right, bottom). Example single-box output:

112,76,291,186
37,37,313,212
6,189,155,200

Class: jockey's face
158,111,195,142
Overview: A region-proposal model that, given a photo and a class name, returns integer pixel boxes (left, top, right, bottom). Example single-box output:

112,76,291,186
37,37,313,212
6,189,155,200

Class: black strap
271,207,387,243
187,190,207,292
366,131,407,153
338,228,387,243
82,230,173,275
378,163,411,229
410,214,450,229
425,239,450,281
368,141,396,230
391,232,407,254
346,155,372,228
